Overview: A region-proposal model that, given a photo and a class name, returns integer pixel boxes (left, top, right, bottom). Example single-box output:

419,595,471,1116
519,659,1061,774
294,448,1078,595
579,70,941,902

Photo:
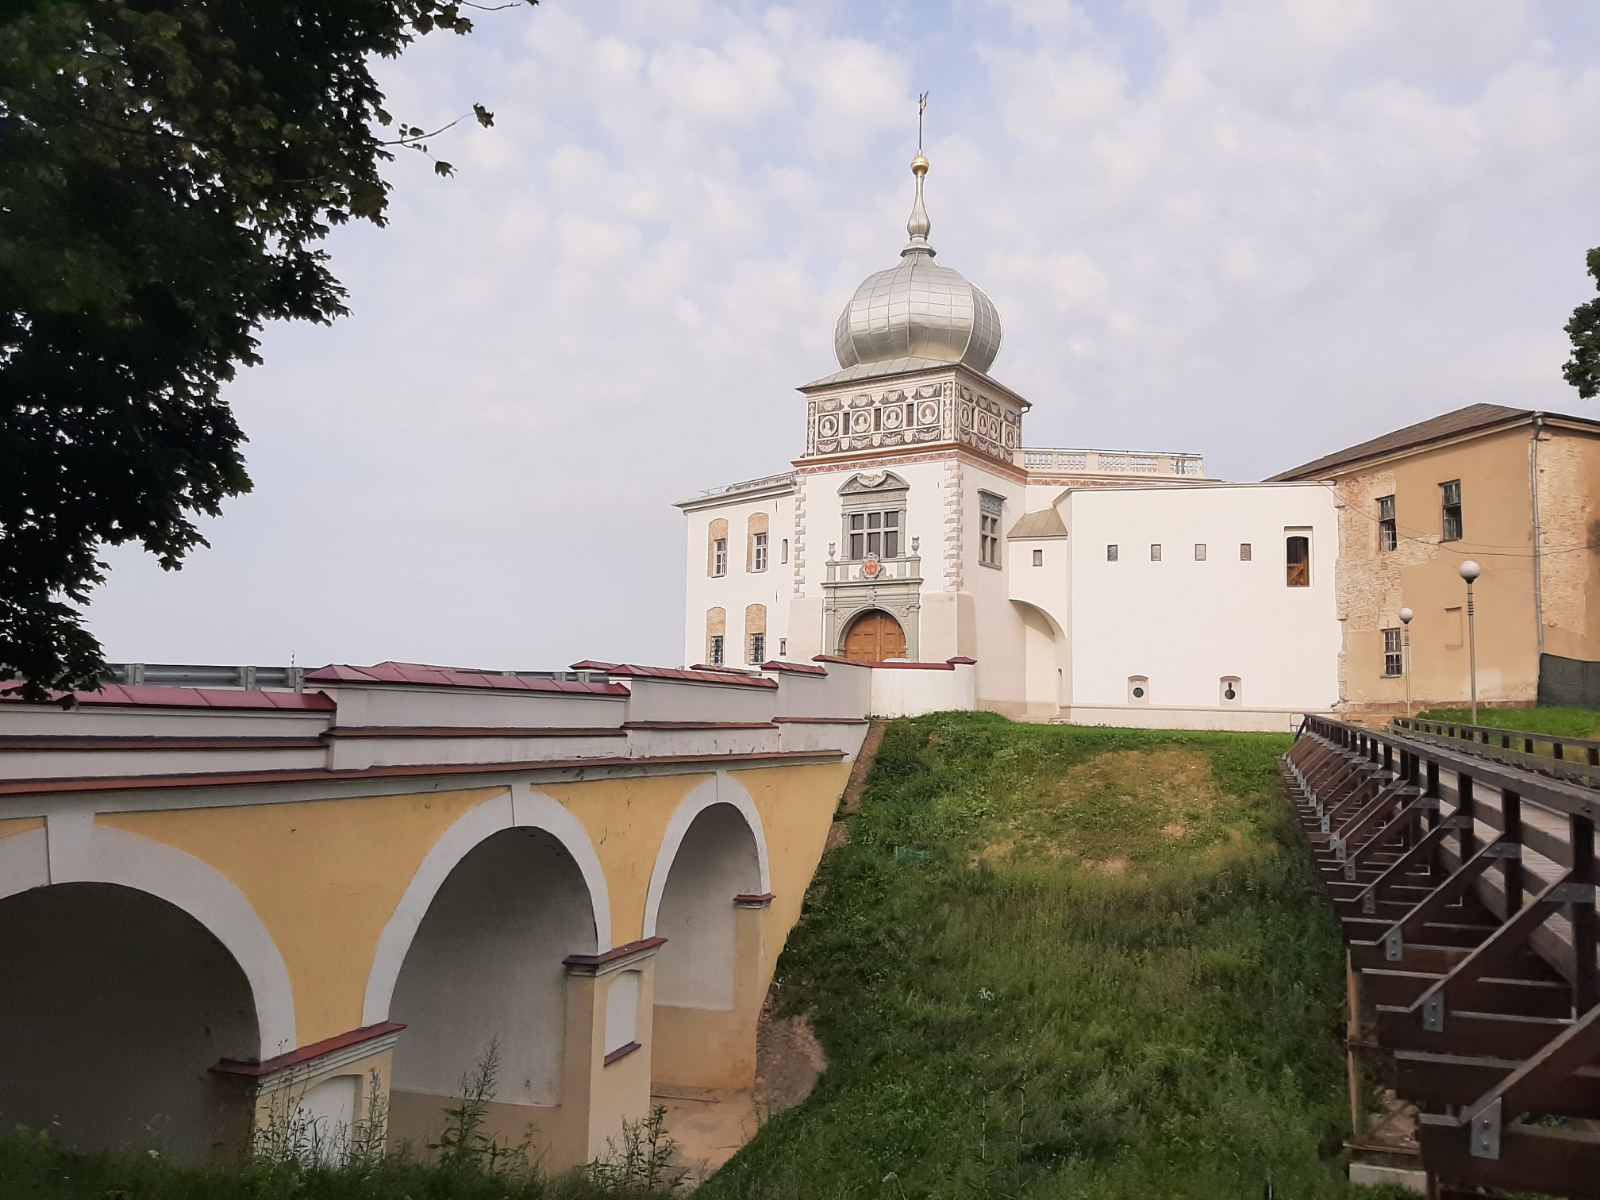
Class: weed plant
702,713,1406,1199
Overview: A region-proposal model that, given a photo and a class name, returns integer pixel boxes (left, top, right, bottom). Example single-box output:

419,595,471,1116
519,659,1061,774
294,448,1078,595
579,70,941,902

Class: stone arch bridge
0,658,906,1168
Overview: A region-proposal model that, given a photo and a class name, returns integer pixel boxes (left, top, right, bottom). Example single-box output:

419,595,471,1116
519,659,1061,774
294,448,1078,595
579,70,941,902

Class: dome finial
904,91,934,258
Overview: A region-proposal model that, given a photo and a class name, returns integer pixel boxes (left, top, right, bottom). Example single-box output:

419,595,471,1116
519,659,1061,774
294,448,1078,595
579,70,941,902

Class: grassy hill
702,713,1391,1199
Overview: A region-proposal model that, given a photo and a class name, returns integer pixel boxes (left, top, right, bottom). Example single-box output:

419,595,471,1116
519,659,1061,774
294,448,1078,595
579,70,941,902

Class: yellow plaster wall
0,816,44,841
731,761,852,987
540,774,710,943
100,786,502,1045
1332,428,1541,708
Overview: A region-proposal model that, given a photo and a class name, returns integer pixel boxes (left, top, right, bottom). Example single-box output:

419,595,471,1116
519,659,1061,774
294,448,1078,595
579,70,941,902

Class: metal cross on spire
917,91,929,153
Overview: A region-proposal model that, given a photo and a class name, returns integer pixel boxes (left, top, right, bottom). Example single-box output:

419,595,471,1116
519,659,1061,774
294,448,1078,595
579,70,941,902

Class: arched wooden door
841,610,907,662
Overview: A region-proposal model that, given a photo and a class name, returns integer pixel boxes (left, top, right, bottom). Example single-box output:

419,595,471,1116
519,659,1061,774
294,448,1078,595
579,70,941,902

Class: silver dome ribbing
832,158,1003,376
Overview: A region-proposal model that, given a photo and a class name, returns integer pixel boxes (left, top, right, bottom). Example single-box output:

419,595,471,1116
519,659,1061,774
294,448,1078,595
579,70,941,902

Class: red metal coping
304,661,628,696
212,1020,405,1078
761,660,828,676
811,656,975,671
600,663,778,689
0,682,337,712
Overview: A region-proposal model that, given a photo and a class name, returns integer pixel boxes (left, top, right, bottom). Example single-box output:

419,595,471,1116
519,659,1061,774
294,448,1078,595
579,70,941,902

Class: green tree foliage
0,0,525,698
1565,247,1600,401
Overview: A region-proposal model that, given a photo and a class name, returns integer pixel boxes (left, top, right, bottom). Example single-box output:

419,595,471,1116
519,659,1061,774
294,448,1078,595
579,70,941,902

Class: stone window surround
839,471,910,563
977,490,1004,569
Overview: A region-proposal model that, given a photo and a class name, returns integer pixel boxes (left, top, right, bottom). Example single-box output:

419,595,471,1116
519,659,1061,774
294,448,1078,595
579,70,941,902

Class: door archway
841,609,908,662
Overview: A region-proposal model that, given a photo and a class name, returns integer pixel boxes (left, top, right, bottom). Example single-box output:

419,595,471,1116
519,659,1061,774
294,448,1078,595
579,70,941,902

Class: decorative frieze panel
803,373,1025,468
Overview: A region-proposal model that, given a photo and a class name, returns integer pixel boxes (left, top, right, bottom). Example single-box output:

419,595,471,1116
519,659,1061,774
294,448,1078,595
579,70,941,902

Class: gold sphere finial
911,153,930,177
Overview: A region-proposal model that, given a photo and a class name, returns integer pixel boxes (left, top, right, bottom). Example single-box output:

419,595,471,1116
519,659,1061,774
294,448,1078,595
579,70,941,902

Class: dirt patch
823,818,851,854
755,1005,827,1114
1002,747,1227,866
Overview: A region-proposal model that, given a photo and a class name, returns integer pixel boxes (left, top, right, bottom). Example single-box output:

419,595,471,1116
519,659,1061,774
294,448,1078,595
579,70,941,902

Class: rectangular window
1107,544,1119,562
753,532,768,572
1286,533,1310,587
749,632,765,664
847,509,901,560
1378,495,1397,551
979,513,1001,567
778,637,787,658
713,538,727,577
708,635,724,666
1441,480,1463,541
1383,627,1403,677
781,538,789,564
1194,543,1206,561
1032,548,1043,567
1150,544,1162,562
1240,543,1252,561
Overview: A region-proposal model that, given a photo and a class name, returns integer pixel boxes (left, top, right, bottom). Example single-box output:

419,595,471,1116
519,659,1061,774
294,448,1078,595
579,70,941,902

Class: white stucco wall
1062,483,1340,720
868,663,978,718
679,487,795,668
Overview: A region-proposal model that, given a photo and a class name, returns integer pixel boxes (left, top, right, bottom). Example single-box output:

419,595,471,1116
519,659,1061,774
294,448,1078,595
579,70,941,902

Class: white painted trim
641,773,772,939
1,824,298,1059
361,786,612,1026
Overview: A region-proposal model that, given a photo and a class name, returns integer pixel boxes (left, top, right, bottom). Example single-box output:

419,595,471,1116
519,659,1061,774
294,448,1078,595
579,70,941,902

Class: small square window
1032,548,1043,567
1240,543,1252,561
1150,544,1162,562
1107,544,1119,562
781,538,789,564
1194,543,1206,561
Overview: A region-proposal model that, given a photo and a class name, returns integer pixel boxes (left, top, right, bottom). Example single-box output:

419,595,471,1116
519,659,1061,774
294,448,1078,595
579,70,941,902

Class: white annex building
679,154,1340,730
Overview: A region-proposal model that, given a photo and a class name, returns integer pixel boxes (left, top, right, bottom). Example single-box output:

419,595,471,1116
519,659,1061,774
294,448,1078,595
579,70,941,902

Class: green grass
0,1128,642,1200
1416,704,1600,739
702,714,1390,1200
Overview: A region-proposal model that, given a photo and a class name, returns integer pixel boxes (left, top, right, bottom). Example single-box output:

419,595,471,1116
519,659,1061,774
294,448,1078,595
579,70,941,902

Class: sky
85,0,1600,672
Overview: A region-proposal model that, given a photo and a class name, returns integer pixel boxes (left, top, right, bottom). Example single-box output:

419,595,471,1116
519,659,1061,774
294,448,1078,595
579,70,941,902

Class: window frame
712,537,727,577
1194,543,1207,561
978,512,1002,568
708,634,725,666
748,631,766,665
1240,543,1252,561
845,507,903,561
1382,627,1403,677
1285,533,1311,588
1441,480,1463,542
752,532,768,573
1150,543,1162,562
1378,495,1397,552
1107,544,1119,562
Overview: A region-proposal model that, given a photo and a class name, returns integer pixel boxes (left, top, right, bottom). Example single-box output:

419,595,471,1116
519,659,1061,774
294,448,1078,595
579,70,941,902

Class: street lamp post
1459,560,1482,724
1399,606,1414,719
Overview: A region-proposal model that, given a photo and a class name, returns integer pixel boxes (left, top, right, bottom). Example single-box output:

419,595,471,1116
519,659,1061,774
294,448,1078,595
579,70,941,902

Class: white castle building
679,154,1340,730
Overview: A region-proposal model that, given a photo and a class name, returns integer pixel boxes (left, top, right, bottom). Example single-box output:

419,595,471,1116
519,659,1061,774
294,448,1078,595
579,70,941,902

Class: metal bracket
1440,813,1474,830
1549,881,1596,907
1360,889,1376,915
1482,842,1522,860
1470,1096,1502,1160
1393,786,1423,798
1384,925,1404,961
1416,796,1441,811
1421,991,1444,1032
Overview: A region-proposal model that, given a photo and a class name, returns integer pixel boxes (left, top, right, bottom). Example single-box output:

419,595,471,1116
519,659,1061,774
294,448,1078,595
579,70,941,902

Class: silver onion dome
833,154,1003,375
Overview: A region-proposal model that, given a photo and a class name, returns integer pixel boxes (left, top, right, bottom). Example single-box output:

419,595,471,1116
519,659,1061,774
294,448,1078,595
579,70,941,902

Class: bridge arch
0,825,285,1163
642,775,771,941
643,775,770,1090
366,787,611,1144
362,787,612,1026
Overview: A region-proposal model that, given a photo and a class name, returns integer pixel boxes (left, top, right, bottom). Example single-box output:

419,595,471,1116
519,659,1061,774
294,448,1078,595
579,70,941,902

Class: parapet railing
1391,715,1600,789
1018,447,1206,478
1283,713,1598,1197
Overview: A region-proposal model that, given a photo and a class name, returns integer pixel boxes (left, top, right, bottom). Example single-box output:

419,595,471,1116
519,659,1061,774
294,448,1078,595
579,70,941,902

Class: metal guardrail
1284,714,1598,1198
103,663,608,692
1391,716,1600,789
